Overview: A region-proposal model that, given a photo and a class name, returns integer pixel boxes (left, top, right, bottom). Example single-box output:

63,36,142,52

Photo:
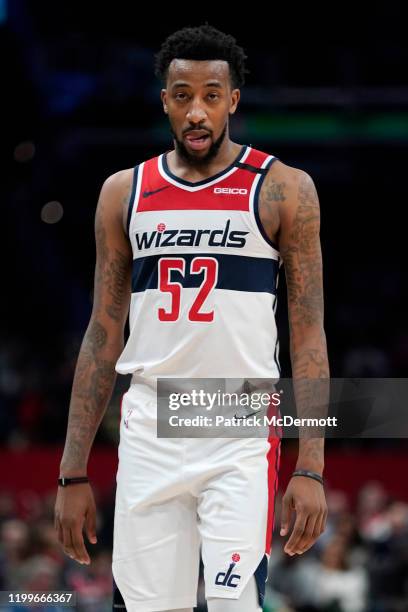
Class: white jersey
115,144,281,379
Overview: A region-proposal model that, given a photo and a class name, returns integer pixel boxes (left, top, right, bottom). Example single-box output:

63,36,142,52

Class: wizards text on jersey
134,219,249,251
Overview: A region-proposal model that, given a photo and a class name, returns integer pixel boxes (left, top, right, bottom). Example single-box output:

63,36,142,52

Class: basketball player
55,25,329,612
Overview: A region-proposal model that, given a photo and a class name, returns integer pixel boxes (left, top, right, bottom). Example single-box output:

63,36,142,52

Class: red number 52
158,257,218,322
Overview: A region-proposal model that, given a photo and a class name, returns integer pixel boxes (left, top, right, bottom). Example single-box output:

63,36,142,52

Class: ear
161,89,168,114
229,89,240,115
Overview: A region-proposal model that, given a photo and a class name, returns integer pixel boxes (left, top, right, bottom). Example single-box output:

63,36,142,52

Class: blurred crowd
0,336,127,447
0,486,115,612
264,482,408,612
0,480,407,612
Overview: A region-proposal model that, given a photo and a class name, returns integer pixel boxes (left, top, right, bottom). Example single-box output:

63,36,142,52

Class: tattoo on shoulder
298,172,319,210
259,173,286,241
265,177,286,203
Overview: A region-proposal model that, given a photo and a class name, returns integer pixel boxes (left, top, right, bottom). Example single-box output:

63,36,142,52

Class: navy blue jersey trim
112,579,126,610
126,165,140,235
274,338,281,376
162,145,248,187
253,157,279,250
234,161,269,175
131,253,279,295
273,264,281,375
254,554,268,608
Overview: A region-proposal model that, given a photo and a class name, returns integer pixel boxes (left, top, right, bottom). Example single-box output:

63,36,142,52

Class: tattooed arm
260,163,329,555
55,169,133,564
279,169,329,468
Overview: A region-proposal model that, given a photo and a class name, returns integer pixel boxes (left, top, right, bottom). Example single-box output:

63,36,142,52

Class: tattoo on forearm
61,318,117,471
292,343,329,378
297,438,325,469
88,319,107,350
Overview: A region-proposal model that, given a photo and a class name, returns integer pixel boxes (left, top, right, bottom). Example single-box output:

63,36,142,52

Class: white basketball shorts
112,380,281,612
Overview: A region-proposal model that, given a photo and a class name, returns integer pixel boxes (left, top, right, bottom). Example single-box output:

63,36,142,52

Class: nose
186,97,207,124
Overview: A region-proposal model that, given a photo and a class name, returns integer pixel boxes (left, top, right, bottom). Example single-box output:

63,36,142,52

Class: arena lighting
41,201,64,224
0,0,7,25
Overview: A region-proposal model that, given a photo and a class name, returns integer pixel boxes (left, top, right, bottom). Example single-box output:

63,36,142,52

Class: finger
300,508,327,554
85,509,97,544
71,523,90,565
55,516,64,546
62,525,75,560
322,508,328,532
315,509,326,537
284,506,308,555
280,495,293,537
296,513,319,554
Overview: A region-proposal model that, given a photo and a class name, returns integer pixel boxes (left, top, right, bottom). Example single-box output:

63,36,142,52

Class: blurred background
1,1,407,610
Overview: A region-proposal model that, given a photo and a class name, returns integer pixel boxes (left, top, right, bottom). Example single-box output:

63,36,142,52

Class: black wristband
58,476,89,487
292,469,324,486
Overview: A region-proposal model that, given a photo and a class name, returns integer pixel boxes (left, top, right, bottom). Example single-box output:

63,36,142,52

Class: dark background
1,2,407,610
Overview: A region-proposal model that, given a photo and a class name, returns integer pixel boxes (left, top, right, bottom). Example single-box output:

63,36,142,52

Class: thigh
113,389,200,611
113,492,200,612
198,438,280,606
113,579,193,612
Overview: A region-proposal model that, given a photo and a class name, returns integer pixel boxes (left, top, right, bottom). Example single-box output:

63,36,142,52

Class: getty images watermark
156,378,408,438
166,388,337,429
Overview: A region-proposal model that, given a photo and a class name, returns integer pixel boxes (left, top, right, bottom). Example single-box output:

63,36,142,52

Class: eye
175,92,188,101
207,93,219,101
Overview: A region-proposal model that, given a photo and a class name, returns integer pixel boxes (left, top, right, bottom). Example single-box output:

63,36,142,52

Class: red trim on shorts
265,437,280,553
265,398,282,553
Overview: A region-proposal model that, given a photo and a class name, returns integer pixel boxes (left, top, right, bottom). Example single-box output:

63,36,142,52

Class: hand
280,476,327,555
54,483,97,564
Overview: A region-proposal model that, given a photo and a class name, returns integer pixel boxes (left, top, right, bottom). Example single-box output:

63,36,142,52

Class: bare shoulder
262,159,318,206
102,168,134,193
258,159,320,247
97,168,134,231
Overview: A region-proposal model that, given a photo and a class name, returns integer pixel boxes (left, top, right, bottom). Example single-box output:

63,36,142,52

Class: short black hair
154,24,248,89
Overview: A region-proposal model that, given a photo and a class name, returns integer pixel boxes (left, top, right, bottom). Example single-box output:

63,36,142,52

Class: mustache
183,129,212,136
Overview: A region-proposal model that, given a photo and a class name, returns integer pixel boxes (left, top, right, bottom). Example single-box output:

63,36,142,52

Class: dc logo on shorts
215,554,241,588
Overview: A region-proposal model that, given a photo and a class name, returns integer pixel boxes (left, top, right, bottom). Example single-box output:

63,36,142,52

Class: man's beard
170,124,227,167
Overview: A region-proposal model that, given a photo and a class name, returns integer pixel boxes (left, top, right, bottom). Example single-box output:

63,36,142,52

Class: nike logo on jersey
142,186,171,198
134,219,249,250
233,410,261,420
